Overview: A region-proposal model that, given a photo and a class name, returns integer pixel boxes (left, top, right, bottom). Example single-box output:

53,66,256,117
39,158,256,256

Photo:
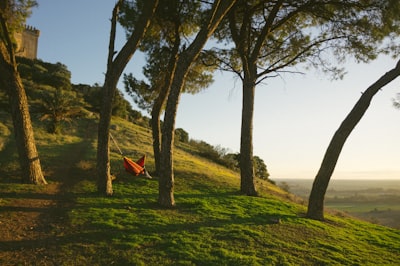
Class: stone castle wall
14,25,40,59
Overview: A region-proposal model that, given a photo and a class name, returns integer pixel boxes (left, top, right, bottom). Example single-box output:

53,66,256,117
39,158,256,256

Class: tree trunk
240,78,257,196
150,28,180,176
307,59,400,220
0,16,46,185
97,0,158,195
151,101,163,176
97,79,115,195
158,0,236,207
158,74,180,207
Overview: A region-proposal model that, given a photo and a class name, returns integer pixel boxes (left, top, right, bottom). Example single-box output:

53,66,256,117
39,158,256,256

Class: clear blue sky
28,1,400,180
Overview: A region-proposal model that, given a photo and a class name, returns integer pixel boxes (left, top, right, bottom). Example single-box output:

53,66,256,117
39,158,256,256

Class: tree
34,88,83,134
97,0,158,196
0,0,47,184
212,0,400,196
17,57,71,92
158,0,236,207
121,0,215,175
175,128,189,143
307,60,400,220
229,153,270,180
253,155,269,180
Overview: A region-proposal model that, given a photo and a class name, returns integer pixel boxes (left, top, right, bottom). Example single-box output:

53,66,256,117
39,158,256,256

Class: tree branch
250,0,284,62
107,0,122,69
0,12,16,66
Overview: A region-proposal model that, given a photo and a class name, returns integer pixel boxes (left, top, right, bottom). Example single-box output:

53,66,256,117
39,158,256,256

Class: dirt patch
0,139,93,265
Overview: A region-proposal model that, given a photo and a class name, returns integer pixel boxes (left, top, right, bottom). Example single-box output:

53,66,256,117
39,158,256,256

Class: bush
175,128,189,143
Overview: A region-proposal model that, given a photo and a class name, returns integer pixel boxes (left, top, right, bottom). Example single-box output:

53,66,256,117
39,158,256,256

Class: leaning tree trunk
97,0,157,195
0,15,47,185
240,76,257,196
158,0,237,207
307,59,400,220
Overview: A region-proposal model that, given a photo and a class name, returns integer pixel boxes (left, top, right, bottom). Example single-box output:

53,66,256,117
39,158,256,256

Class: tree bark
97,0,158,195
151,98,163,176
307,59,400,220
240,78,257,195
0,15,47,185
158,0,237,207
150,26,180,176
151,81,172,176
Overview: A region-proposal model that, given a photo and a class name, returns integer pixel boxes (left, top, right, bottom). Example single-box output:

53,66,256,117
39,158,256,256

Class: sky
27,1,400,180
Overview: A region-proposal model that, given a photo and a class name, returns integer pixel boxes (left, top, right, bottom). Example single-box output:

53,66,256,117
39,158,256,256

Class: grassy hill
0,113,399,265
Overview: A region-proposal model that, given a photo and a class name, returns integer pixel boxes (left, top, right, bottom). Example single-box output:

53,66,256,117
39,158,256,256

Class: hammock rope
109,132,152,178
110,132,123,155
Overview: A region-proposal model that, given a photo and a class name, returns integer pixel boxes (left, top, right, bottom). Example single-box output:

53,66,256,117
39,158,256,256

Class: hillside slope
0,114,399,265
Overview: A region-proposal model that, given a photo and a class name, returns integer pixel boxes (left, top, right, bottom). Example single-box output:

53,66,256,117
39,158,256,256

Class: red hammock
123,155,146,176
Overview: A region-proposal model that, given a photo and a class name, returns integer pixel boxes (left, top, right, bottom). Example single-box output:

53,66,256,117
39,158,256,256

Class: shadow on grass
0,130,97,261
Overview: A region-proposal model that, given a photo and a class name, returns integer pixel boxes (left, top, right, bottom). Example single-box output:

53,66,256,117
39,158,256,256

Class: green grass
1,114,400,265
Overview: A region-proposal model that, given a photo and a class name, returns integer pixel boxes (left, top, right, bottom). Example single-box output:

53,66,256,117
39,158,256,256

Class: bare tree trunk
151,98,163,176
159,72,181,206
240,78,257,195
150,27,180,176
97,78,115,195
307,59,400,220
0,15,46,185
158,0,236,207
97,0,158,195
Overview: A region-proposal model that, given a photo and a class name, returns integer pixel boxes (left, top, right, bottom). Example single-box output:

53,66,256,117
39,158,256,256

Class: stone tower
14,25,40,59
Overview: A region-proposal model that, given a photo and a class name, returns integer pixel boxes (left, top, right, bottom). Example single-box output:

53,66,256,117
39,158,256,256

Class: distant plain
274,179,400,229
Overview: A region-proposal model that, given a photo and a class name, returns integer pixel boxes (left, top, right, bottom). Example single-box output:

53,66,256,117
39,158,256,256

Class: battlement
14,24,40,59
23,25,40,35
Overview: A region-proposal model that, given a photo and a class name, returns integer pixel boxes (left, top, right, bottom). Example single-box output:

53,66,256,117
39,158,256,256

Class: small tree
253,156,269,180
175,128,189,143
35,88,83,134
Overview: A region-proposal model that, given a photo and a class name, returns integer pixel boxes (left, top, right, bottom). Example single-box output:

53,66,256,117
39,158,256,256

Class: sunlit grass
65,172,400,265
1,114,399,265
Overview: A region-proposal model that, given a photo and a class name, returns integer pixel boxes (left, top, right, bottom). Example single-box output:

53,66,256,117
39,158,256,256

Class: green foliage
180,139,270,180
17,57,71,91
174,127,189,143
0,0,37,36
212,0,400,80
0,58,138,133
121,0,216,114
187,139,228,164
71,83,99,112
112,90,133,119
33,88,84,134
253,155,269,180
72,83,136,121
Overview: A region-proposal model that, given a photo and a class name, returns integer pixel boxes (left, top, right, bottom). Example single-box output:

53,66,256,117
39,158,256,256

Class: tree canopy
204,0,400,196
